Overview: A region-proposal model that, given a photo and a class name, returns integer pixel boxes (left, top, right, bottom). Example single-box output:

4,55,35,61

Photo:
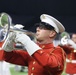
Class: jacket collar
37,43,54,49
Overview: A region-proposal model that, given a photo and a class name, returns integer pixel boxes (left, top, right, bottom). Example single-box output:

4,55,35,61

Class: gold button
31,73,33,75
33,61,35,64
32,67,34,70
40,51,43,53
42,45,45,48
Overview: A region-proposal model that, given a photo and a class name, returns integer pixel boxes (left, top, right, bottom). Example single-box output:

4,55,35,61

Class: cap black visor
35,22,55,30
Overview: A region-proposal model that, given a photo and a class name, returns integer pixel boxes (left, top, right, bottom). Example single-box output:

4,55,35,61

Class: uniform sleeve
0,50,4,61
60,45,74,54
32,48,66,69
0,50,30,66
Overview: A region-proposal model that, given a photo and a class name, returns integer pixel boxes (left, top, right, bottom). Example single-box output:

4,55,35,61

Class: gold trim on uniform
42,45,45,48
70,51,73,62
33,61,35,64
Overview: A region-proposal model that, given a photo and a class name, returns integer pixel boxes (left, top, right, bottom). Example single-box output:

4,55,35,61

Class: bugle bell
0,12,11,42
0,12,36,42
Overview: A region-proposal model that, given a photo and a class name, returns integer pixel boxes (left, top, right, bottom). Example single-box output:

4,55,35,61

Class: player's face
36,27,55,41
72,34,76,43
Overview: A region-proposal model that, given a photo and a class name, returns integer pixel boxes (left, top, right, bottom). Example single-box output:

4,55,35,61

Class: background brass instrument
60,31,70,45
60,31,76,50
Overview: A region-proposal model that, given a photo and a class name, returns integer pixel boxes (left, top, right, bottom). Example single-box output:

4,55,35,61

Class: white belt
66,59,76,63
67,74,76,75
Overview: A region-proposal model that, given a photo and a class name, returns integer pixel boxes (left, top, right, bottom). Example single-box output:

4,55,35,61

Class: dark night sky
0,0,76,33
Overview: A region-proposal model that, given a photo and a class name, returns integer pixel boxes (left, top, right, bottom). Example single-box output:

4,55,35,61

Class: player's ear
49,30,56,38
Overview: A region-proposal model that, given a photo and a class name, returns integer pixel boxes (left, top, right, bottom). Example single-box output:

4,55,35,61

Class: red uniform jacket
60,45,76,74
0,41,4,61
0,43,66,75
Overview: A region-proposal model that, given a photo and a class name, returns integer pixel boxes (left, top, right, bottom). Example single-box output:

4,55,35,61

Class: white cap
14,24,24,29
40,14,65,33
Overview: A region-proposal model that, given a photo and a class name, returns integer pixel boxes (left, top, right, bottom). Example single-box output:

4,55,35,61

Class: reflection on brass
74,50,76,52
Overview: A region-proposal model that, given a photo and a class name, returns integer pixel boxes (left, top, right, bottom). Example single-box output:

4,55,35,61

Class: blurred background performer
60,33,76,75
